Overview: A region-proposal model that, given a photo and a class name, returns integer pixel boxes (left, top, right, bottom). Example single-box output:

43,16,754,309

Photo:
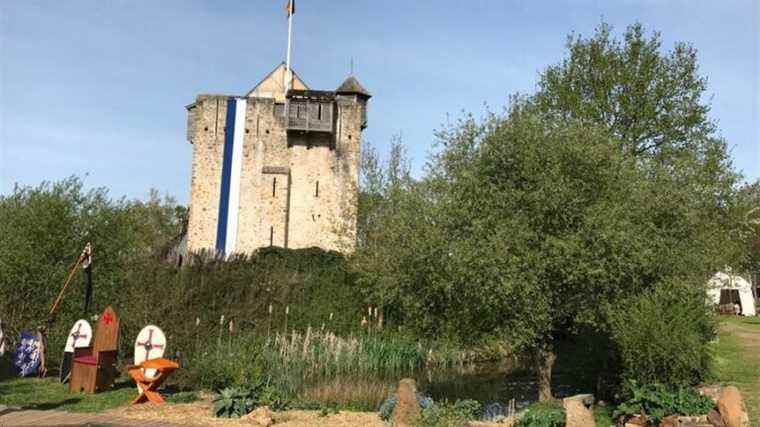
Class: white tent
707,272,757,316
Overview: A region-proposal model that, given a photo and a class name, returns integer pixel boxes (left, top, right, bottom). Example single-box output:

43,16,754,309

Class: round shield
64,320,93,353
12,330,41,377
134,325,166,380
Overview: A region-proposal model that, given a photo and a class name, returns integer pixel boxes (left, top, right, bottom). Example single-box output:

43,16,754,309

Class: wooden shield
134,325,166,382
60,319,93,383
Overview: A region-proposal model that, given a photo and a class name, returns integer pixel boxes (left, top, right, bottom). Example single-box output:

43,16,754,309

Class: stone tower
184,63,370,254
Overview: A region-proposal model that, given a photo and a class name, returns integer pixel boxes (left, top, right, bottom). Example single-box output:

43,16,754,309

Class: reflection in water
412,361,589,409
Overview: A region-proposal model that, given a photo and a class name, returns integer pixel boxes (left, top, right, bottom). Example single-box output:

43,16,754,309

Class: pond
414,360,595,409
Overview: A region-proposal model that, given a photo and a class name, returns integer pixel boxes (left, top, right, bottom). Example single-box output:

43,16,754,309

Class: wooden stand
127,358,179,405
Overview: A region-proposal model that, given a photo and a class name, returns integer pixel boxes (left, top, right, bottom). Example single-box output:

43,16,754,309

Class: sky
1,0,758,204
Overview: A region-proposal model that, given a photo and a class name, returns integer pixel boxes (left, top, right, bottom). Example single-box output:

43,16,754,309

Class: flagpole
285,3,293,94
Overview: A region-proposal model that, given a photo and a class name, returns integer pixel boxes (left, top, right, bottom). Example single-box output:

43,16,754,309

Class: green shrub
613,381,715,424
608,281,715,388
416,399,482,427
212,386,257,418
515,401,565,427
211,378,291,418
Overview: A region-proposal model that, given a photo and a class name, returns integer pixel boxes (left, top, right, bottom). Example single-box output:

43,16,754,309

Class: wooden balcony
286,90,335,133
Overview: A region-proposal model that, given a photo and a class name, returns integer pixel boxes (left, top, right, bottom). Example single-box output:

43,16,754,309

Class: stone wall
185,92,364,254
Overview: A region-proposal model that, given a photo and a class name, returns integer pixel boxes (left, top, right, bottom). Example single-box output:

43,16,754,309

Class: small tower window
272,177,277,197
317,104,323,121
315,181,319,198
269,226,274,246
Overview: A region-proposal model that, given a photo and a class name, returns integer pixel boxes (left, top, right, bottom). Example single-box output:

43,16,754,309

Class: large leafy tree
533,22,715,158
354,22,739,400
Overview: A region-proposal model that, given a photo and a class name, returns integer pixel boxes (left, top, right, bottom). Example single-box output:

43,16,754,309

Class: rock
467,415,518,427
681,415,716,427
707,409,726,427
625,415,648,426
243,406,274,426
391,378,421,427
661,415,679,427
717,386,749,427
562,394,595,427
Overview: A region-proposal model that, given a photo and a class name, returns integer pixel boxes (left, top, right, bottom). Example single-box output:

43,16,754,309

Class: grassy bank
710,316,760,423
0,377,133,412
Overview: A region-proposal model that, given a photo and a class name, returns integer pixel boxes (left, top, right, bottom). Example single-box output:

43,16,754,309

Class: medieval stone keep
184,63,370,254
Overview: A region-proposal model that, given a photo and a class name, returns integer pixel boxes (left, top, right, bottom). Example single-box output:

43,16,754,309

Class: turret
336,76,371,129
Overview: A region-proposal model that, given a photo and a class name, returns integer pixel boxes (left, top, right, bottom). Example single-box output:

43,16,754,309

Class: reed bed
178,325,471,407
299,377,397,411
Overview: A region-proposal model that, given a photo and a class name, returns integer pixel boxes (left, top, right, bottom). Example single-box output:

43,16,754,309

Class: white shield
64,320,93,353
134,325,166,381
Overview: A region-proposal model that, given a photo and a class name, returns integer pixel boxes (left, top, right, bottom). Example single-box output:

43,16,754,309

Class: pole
285,5,293,94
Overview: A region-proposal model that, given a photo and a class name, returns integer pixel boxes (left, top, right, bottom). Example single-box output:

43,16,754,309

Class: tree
533,22,715,159
735,181,760,280
354,22,739,400
0,176,185,353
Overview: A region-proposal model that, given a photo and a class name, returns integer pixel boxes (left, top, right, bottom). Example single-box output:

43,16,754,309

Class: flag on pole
286,0,295,17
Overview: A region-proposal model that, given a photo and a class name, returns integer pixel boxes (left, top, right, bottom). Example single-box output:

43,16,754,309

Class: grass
593,405,614,427
710,316,760,423
0,377,134,412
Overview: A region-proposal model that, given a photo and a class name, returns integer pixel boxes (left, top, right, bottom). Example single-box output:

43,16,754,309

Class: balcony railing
285,91,335,133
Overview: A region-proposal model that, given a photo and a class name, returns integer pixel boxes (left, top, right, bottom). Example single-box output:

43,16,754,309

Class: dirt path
717,317,760,424
0,407,178,426
108,399,386,427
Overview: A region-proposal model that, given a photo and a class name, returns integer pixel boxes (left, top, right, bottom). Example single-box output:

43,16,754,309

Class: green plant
415,399,482,427
515,401,565,427
211,378,291,418
613,381,715,424
212,386,256,418
608,282,715,387
318,404,339,417
258,383,290,411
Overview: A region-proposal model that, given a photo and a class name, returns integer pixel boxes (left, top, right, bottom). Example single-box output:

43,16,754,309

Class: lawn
0,376,134,412
711,316,760,424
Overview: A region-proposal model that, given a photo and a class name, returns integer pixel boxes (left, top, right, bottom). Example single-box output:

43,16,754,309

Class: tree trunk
536,340,557,402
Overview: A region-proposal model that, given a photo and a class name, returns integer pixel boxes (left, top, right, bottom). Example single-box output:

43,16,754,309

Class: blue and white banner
216,97,247,254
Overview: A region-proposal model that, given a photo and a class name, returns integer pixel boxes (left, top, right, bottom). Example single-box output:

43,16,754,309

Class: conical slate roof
336,76,371,98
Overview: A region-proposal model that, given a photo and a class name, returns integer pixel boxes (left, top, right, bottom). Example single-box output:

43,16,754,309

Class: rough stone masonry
184,63,370,254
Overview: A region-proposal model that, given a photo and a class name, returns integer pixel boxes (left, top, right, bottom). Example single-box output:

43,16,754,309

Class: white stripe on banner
225,98,247,254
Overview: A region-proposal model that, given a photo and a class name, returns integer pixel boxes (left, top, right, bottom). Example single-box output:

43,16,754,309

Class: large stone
624,415,648,426
562,394,595,427
391,378,421,427
707,409,726,427
717,386,749,427
243,405,274,426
